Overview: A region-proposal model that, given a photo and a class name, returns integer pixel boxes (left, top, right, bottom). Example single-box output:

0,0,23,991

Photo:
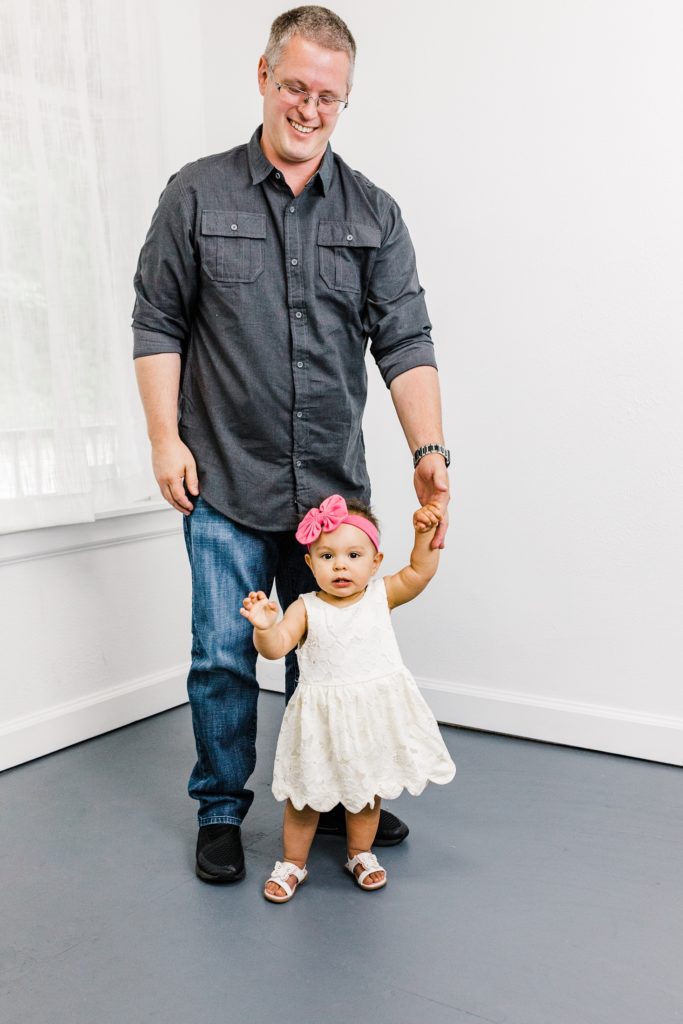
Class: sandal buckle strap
269,860,306,883
347,851,381,872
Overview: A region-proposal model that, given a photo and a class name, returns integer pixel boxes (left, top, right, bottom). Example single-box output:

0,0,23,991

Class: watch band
413,443,450,469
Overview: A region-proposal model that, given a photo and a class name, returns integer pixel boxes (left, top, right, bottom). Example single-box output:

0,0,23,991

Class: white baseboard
0,665,189,772
256,661,683,766
3,661,681,772
420,677,683,766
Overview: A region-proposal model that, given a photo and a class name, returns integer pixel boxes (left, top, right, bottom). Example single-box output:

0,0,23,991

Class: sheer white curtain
0,0,204,534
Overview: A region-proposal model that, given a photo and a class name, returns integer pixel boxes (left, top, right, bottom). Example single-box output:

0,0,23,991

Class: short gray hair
264,6,356,89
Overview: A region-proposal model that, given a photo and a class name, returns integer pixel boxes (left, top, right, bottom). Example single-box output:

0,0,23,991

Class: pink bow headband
295,495,380,551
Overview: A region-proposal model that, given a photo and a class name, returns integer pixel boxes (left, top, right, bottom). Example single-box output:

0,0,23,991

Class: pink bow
295,494,349,546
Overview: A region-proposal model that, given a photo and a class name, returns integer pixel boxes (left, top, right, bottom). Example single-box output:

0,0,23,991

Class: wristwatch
413,444,450,469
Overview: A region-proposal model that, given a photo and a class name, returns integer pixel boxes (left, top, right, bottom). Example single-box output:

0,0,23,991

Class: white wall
2,1,681,770
0,510,190,772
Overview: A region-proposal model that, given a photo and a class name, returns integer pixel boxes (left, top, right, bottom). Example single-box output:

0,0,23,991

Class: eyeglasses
268,64,348,114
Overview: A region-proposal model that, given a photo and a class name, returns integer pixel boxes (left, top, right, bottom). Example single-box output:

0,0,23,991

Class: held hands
414,454,450,549
414,502,443,535
240,591,280,631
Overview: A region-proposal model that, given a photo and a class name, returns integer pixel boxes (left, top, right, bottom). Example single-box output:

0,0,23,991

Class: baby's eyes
321,553,332,560
349,552,360,559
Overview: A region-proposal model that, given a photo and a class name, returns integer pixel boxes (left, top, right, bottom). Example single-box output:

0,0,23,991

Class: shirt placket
283,194,311,509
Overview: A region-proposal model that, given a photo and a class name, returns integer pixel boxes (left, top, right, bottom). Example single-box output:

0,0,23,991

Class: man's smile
288,117,317,134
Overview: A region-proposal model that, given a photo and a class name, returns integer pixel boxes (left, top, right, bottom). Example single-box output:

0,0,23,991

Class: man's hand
388,367,450,549
151,437,199,515
240,591,280,631
414,454,450,549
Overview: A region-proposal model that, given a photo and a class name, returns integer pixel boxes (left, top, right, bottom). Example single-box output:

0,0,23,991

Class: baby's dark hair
344,497,380,534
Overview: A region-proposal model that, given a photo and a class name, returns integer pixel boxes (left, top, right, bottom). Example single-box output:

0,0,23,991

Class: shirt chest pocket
200,211,266,283
317,222,381,293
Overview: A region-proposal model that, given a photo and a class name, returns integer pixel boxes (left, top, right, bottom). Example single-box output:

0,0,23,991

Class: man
133,6,450,883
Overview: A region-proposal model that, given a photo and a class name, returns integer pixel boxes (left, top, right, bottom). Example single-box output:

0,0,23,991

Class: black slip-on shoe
316,805,409,847
195,824,246,884
372,809,410,846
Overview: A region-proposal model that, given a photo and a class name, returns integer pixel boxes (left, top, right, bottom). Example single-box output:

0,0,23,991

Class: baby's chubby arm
239,591,307,660
383,503,443,610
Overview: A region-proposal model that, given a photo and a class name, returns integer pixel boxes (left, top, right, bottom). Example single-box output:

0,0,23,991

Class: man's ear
257,55,268,96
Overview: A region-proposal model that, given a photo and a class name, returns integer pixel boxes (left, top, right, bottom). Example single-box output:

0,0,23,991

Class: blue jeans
182,496,316,826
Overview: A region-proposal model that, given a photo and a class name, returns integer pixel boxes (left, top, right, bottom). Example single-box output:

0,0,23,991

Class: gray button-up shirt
132,127,436,530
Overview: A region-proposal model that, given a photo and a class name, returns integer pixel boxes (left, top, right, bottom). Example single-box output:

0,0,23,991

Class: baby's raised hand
414,502,443,533
240,591,279,630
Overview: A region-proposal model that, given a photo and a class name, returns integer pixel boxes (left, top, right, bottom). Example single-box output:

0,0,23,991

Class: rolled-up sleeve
363,199,436,387
132,172,197,359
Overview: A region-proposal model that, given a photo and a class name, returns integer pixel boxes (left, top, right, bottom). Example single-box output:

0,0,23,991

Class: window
0,0,204,533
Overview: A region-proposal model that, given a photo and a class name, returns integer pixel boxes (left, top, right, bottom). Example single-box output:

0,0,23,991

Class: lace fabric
272,578,456,813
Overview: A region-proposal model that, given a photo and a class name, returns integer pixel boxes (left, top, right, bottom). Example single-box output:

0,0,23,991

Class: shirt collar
247,125,334,196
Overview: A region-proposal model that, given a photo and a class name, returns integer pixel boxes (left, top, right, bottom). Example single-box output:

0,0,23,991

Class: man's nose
296,95,319,120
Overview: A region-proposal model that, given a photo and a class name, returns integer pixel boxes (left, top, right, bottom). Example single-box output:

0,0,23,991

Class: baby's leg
346,799,385,886
265,800,319,898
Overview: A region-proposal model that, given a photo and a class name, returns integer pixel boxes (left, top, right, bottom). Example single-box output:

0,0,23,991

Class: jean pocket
200,210,266,283
317,221,381,293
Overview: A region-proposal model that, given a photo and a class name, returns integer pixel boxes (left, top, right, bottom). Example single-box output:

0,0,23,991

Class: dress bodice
296,578,404,687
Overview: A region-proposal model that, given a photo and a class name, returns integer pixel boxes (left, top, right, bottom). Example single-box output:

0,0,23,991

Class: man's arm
361,196,450,547
132,169,200,514
389,365,450,549
134,353,198,515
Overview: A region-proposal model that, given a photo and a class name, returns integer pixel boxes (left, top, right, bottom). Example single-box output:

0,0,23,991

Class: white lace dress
271,578,456,813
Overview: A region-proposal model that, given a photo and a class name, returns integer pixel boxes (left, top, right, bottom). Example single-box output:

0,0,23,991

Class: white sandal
263,860,308,903
345,851,387,891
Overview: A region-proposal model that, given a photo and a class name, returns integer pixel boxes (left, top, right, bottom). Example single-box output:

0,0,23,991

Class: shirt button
289,206,295,213
275,172,281,179
346,234,353,241
296,460,302,468
295,311,302,319
231,224,238,231
296,411,303,418
291,258,298,266
296,361,303,368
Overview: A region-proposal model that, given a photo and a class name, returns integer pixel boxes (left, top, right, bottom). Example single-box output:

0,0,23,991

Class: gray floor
1,695,681,1024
